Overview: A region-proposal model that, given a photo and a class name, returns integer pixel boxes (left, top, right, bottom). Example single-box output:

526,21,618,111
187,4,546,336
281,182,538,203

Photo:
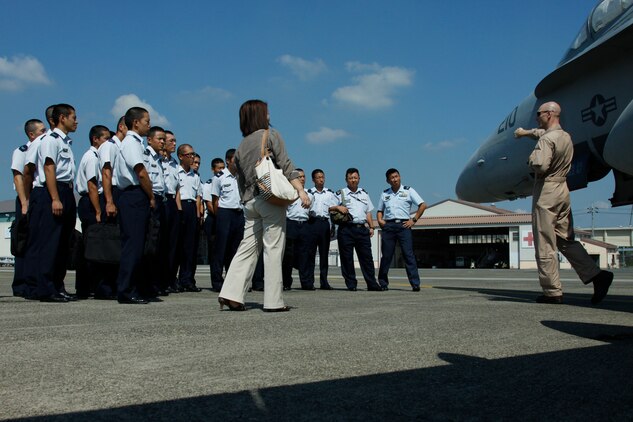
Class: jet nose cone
455,160,480,201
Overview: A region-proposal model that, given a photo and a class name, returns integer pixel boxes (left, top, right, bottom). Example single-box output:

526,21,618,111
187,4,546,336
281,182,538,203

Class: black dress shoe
157,290,170,297
412,286,421,292
166,286,180,294
367,286,385,292
118,297,149,304
535,295,563,304
252,286,264,292
182,286,202,292
263,306,291,312
60,292,79,301
283,286,292,291
40,294,68,303
301,285,316,291
348,287,357,292
591,270,613,304
319,284,333,290
144,297,164,302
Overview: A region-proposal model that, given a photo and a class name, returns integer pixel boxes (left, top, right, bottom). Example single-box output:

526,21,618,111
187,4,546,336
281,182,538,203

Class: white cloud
514,208,529,214
181,85,233,101
0,55,51,91
332,61,414,109
110,94,170,126
592,201,611,209
423,139,464,151
278,54,327,80
306,127,350,144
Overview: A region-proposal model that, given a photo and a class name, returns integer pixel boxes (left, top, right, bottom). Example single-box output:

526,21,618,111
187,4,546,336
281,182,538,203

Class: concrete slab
1,268,632,421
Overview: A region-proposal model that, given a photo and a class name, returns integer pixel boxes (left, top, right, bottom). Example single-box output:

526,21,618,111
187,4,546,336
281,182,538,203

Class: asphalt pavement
1,267,632,421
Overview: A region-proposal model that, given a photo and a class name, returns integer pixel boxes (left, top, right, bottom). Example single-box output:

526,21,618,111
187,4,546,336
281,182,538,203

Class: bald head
537,101,561,129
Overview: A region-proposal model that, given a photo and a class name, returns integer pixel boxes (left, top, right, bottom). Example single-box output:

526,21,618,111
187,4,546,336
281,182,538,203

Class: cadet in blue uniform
114,107,155,304
162,130,181,293
202,158,225,291
282,169,313,290
210,149,244,292
100,116,126,220
376,168,427,291
24,104,78,302
330,168,384,291
10,119,46,297
141,126,167,301
306,169,338,290
176,143,202,292
76,125,110,298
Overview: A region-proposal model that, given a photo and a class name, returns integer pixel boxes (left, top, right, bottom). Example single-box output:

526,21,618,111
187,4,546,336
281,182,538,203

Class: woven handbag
255,129,298,206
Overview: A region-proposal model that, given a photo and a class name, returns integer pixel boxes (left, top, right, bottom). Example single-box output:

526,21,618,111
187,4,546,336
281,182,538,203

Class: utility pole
588,204,598,238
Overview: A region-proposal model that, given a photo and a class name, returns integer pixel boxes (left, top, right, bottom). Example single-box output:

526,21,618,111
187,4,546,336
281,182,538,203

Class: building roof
414,213,532,228
579,237,618,250
427,199,517,215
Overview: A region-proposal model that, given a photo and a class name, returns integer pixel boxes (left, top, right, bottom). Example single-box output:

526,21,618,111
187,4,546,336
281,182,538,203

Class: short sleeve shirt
377,185,424,220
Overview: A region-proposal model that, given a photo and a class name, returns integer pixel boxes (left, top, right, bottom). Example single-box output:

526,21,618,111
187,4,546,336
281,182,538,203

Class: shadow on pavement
434,286,633,313
9,323,633,421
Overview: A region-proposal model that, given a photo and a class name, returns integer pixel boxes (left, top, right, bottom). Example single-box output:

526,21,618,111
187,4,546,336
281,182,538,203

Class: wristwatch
412,217,418,223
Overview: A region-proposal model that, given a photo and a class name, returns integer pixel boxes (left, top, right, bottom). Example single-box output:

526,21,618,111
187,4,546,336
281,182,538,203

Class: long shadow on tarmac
434,286,633,313
9,322,633,421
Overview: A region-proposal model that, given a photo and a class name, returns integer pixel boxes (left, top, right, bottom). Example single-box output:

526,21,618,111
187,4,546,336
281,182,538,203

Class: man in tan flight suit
515,101,613,304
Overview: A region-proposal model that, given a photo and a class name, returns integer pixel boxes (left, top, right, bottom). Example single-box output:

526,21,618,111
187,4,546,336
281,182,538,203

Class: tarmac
1,267,632,421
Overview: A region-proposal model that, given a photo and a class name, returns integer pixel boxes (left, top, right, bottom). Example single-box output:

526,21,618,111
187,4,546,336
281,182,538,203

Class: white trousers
219,196,287,309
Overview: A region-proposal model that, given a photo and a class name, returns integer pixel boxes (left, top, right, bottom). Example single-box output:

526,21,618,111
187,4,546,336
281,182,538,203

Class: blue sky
1,0,630,227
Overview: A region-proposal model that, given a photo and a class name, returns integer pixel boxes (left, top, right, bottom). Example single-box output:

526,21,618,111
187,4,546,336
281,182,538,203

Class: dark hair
211,157,224,168
148,126,165,138
89,125,110,144
45,105,55,125
296,168,304,173
311,168,324,179
52,104,75,125
124,107,148,130
345,168,359,178
239,99,269,137
177,143,193,156
109,131,116,138
117,116,126,129
385,168,399,179
193,153,200,160
164,130,174,136
225,148,236,161
24,119,43,136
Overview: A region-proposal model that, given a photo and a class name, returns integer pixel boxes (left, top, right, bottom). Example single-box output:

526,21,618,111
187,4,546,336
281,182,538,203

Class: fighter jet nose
455,161,479,201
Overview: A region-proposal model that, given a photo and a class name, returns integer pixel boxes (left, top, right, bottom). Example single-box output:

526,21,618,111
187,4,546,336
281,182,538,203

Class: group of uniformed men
10,104,428,304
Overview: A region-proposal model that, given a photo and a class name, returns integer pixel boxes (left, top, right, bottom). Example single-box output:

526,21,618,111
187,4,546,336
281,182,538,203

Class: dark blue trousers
24,184,76,298
77,195,106,297
378,222,420,287
12,196,27,296
163,196,180,289
282,219,311,288
178,201,198,287
95,192,119,297
116,186,149,300
211,208,244,290
337,224,381,290
306,217,332,287
141,195,167,298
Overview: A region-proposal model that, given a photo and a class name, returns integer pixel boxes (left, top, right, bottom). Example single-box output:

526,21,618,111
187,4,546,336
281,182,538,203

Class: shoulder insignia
92,151,98,158
206,179,213,184
383,188,390,193
404,186,410,190
50,132,60,139
133,135,142,142
308,188,315,194
108,139,115,144
143,149,150,156
325,188,334,193
19,144,28,152
359,188,366,193
336,190,342,195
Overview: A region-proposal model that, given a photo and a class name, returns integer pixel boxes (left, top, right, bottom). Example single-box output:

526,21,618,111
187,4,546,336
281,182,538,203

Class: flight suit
529,124,601,296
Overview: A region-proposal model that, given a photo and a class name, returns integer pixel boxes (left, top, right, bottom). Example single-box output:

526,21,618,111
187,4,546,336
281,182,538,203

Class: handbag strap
260,129,270,159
